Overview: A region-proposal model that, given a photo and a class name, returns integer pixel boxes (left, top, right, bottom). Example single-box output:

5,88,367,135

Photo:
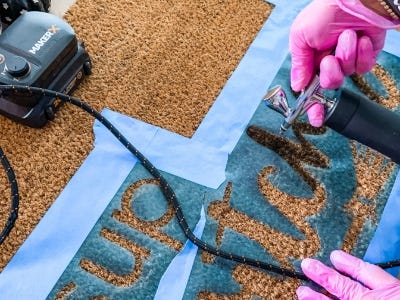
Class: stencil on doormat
48,51,400,299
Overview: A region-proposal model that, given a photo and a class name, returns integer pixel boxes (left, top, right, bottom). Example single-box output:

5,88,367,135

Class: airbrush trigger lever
262,75,336,134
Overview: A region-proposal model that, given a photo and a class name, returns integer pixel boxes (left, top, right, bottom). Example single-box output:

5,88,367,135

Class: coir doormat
47,51,400,299
0,0,272,274
0,1,399,299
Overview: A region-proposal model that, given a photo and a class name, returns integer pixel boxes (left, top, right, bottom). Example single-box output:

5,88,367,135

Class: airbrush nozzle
263,75,334,133
262,85,290,117
279,121,290,135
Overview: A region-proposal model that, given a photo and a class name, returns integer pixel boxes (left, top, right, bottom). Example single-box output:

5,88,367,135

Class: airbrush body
262,75,400,164
263,75,335,134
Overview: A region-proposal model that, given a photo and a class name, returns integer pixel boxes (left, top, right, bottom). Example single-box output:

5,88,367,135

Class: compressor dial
6,56,30,78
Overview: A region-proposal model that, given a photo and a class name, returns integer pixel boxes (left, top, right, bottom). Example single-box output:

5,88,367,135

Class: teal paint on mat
48,52,400,299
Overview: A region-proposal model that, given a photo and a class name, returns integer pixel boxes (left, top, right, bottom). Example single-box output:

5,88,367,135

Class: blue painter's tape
154,206,206,300
0,145,137,299
192,1,311,152
95,108,229,189
364,173,400,276
384,29,400,57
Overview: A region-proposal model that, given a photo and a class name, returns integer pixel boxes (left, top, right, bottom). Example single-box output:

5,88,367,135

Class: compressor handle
324,89,400,164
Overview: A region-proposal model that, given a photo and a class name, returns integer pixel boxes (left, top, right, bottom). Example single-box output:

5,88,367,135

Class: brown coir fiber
64,0,274,137
0,0,272,287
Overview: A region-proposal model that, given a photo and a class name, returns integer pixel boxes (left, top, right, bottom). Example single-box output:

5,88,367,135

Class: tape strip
154,206,206,300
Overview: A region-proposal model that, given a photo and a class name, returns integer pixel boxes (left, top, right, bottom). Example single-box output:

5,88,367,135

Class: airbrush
263,75,400,164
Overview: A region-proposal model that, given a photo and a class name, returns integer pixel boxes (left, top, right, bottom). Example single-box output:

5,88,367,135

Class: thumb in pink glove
289,0,399,127
296,250,400,300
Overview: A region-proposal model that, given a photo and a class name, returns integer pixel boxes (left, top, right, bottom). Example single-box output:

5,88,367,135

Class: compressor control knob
6,56,30,78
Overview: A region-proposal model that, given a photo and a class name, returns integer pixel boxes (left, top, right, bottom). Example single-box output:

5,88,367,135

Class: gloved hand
289,0,399,127
296,250,400,300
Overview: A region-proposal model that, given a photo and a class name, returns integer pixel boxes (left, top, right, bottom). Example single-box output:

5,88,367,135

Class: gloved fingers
364,285,400,299
330,250,400,290
289,38,315,92
360,27,387,55
289,5,321,94
334,30,376,75
306,102,325,127
355,36,376,74
327,29,379,77
301,258,368,300
296,286,331,300
335,29,357,76
315,49,334,72
319,55,344,89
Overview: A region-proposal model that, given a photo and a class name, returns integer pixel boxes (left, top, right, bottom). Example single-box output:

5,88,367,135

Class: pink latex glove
296,250,400,300
289,0,399,127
